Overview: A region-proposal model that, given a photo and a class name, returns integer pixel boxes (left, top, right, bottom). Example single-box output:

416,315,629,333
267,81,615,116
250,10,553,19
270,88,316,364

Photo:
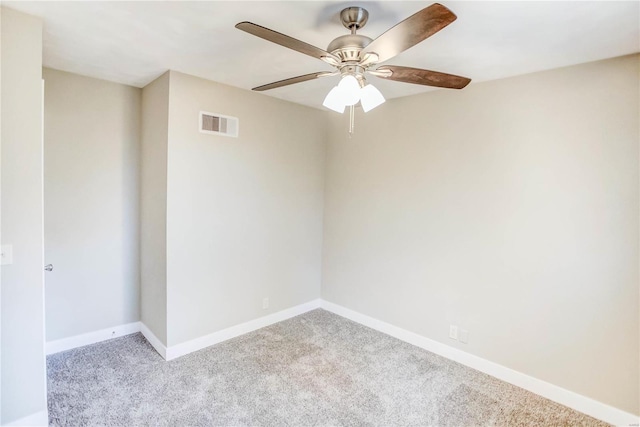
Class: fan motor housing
327,34,372,62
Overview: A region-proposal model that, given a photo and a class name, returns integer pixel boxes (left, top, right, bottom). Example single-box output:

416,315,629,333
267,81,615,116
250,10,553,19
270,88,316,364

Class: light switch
1,245,13,265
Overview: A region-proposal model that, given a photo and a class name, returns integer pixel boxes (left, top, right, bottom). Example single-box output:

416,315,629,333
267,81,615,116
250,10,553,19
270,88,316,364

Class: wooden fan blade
363,3,457,63
376,65,471,89
253,72,330,91
236,22,339,63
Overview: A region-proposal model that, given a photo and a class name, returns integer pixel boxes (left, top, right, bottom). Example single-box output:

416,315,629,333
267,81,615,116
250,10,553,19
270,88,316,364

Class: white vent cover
199,111,239,138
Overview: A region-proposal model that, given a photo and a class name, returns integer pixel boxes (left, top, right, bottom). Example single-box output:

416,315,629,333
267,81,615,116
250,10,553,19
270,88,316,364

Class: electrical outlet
1,244,13,265
262,298,269,310
449,325,458,340
459,329,469,344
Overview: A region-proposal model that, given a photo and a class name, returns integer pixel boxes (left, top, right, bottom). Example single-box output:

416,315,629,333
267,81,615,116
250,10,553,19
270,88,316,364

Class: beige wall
322,55,639,415
0,7,48,424
165,71,326,346
140,72,170,345
42,68,141,341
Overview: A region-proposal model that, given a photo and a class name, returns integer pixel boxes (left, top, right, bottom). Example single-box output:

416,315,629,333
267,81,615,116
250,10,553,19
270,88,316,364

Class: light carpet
47,309,608,426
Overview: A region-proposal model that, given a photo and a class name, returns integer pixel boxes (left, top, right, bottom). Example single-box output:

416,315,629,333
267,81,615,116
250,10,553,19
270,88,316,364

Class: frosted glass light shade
323,86,346,113
323,76,386,114
337,75,361,106
360,84,386,112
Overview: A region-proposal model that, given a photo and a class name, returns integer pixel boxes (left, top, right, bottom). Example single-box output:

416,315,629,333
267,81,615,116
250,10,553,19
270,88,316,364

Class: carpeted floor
47,309,609,426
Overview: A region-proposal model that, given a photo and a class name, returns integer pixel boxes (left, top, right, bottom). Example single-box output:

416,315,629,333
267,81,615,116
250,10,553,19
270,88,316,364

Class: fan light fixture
322,75,386,115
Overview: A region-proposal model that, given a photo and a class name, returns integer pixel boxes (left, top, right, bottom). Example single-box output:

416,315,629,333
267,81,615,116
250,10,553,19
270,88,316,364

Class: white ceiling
5,1,639,109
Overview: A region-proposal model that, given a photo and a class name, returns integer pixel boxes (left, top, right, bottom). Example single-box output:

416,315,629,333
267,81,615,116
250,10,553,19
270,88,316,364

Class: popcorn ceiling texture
47,309,608,426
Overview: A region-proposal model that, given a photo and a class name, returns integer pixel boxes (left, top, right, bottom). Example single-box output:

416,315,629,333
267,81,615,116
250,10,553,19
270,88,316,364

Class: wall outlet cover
262,298,269,310
449,325,458,340
459,329,469,344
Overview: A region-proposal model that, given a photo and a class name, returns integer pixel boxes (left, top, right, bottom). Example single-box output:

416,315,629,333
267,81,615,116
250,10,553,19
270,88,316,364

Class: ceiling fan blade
375,65,471,89
363,3,457,63
252,72,332,91
236,22,339,64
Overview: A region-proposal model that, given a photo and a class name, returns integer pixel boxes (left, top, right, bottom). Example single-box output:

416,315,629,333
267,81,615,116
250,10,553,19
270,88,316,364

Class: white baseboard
165,298,322,360
43,299,322,361
320,300,639,427
139,322,167,360
46,322,141,355
5,410,48,426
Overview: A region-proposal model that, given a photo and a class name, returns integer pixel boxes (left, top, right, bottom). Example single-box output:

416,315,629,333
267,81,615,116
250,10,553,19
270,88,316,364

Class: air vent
199,111,239,138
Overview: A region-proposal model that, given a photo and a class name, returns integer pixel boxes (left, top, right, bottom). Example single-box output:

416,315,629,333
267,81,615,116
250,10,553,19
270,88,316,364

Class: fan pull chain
349,105,355,138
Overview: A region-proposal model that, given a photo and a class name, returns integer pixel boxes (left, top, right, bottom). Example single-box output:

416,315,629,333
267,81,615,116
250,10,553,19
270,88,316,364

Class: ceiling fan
236,3,470,134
